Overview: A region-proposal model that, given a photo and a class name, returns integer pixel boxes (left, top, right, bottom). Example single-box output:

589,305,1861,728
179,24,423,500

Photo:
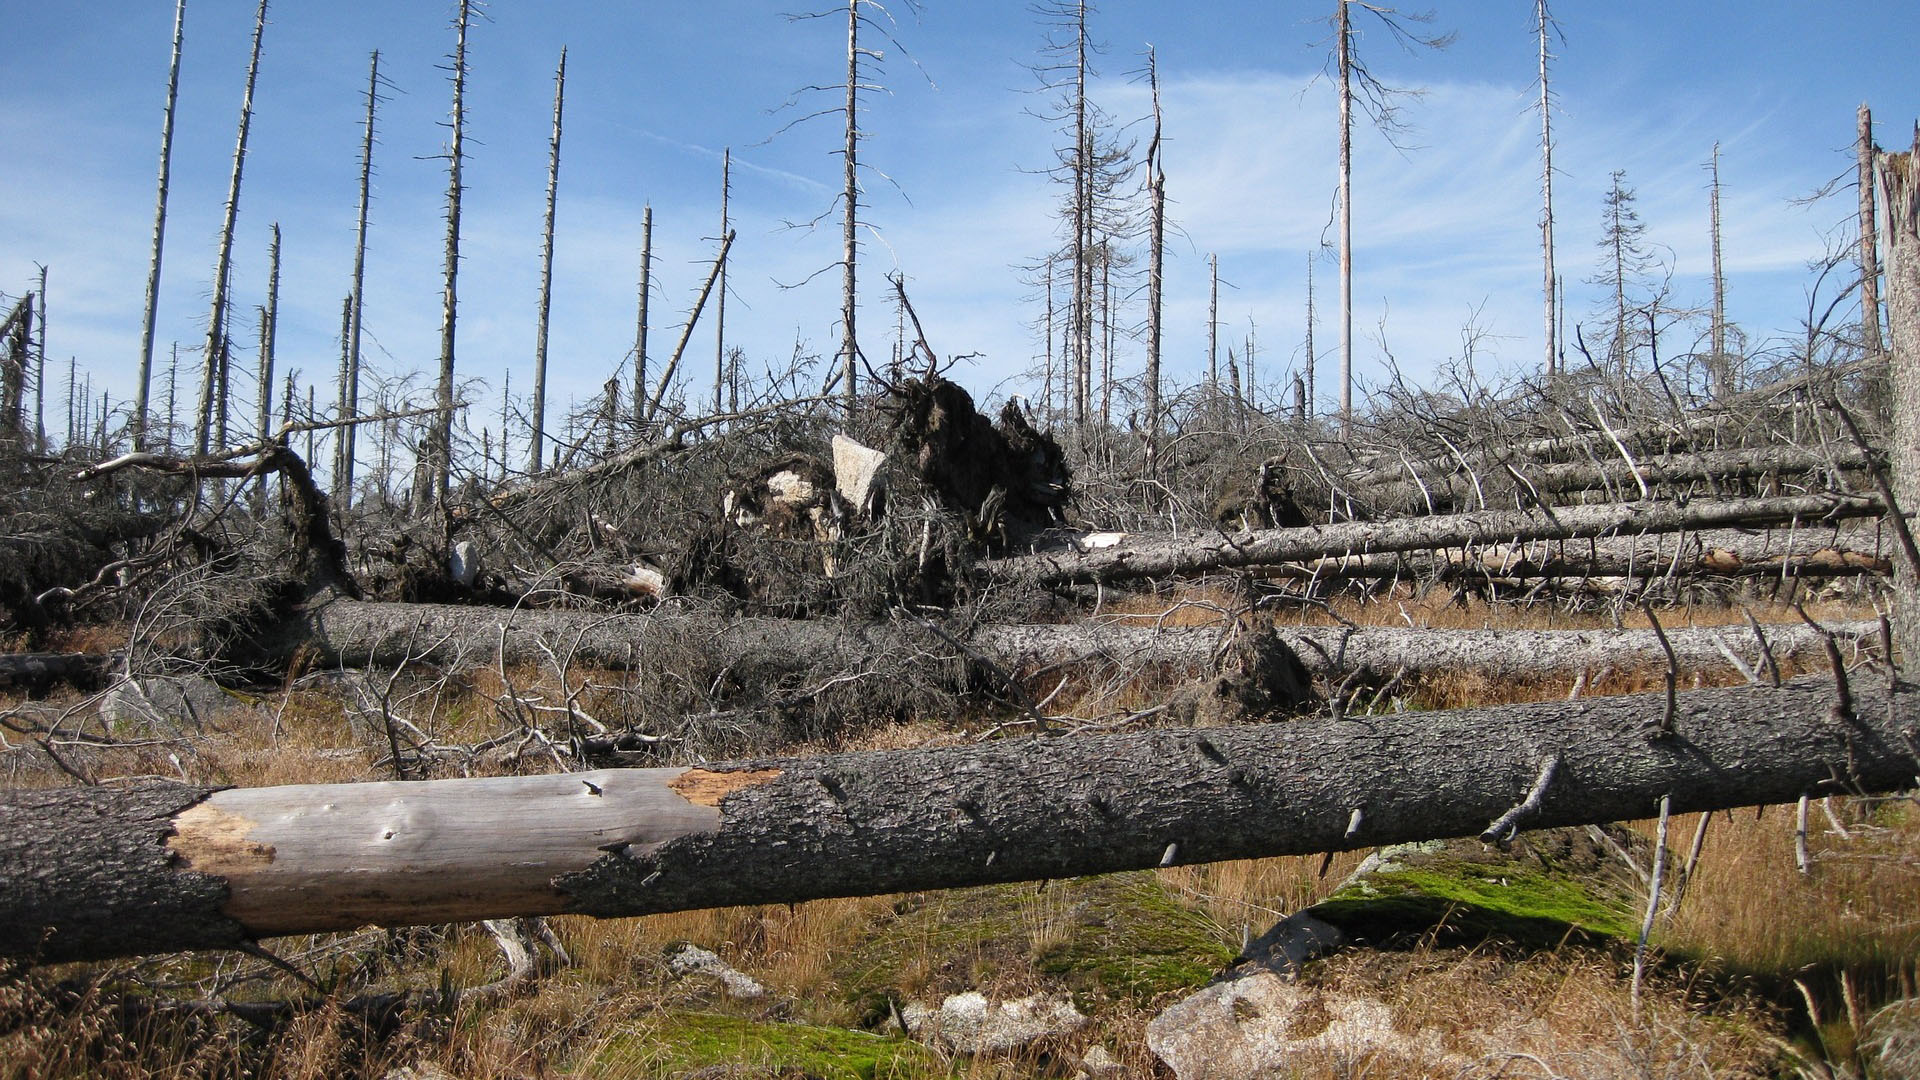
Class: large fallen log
268,598,1869,685
987,493,1884,588
1345,445,1867,516
3,674,1913,964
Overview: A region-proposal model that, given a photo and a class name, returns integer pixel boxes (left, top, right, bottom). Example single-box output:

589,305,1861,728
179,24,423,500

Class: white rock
832,434,887,515
901,990,1085,1054
1146,969,1458,1079
449,540,480,587
1072,531,1128,552
665,944,766,999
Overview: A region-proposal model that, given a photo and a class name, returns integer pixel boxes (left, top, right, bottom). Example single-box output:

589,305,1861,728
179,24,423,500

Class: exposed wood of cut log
3,674,1911,964
987,493,1884,587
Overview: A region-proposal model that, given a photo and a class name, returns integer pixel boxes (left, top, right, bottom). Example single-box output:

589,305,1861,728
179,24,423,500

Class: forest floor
3,590,1916,1079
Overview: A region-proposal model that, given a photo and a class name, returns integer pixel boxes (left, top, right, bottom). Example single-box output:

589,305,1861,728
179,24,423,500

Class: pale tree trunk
1710,143,1728,397
1860,104,1884,356
136,0,186,451
716,147,731,416
840,0,860,413
424,0,471,512
251,225,278,517
1208,252,1219,388
987,491,1882,587
1144,50,1165,475
1877,128,1920,663
336,50,379,510
195,0,267,457
633,204,652,428
4,674,1913,965
1336,0,1353,430
1537,0,1555,378
1304,253,1316,410
644,231,734,425
1072,0,1090,429
528,47,566,475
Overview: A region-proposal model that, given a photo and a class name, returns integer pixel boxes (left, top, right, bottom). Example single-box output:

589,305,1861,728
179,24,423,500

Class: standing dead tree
421,0,474,512
135,0,186,451
528,47,566,475
194,0,268,456
1324,0,1453,429
334,50,382,510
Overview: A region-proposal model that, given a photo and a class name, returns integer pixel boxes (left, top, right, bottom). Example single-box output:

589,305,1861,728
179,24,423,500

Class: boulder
900,990,1085,1054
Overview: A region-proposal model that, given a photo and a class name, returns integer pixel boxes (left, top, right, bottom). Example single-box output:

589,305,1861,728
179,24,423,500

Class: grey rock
901,990,1085,1054
665,943,766,999
98,675,235,734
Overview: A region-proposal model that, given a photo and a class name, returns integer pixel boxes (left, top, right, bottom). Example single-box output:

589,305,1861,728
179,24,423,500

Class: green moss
1031,873,1238,1001
575,1012,946,1079
830,872,1235,1012
1311,863,1635,946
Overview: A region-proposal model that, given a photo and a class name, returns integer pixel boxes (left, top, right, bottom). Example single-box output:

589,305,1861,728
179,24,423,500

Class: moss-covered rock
1306,827,1647,948
574,1012,944,1079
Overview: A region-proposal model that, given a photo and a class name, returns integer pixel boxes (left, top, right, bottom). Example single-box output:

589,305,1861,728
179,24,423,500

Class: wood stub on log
987,493,1884,588
4,675,1917,964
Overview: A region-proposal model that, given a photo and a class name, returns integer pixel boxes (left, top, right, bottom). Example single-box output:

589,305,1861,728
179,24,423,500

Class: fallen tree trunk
0,652,119,694
1345,444,1867,516
988,493,1884,588
3,673,1913,964
269,598,1868,686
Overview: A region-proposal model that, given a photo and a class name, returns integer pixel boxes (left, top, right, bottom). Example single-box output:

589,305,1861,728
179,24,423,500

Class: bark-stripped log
987,493,1883,588
269,598,1869,685
3,674,1915,964
1345,444,1867,516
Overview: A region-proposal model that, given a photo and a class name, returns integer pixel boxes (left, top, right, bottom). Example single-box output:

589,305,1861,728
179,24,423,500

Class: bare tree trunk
1710,142,1728,397
1860,104,1884,356
1304,253,1316,410
1144,51,1165,475
336,49,380,510
644,231,735,425
1537,0,1556,378
988,491,1882,587
1336,0,1353,430
195,0,266,457
840,0,860,413
251,225,279,517
423,0,471,512
1208,252,1219,389
1072,0,1090,430
135,0,186,451
716,146,731,416
633,204,652,428
2,295,31,438
528,48,566,475
1877,129,1920,663
5,673,1913,965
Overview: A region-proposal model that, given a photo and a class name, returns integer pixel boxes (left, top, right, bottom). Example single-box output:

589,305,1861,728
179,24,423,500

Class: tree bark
1345,444,1867,516
988,492,1883,587
4,674,1913,965
271,597,1869,687
1879,128,1920,663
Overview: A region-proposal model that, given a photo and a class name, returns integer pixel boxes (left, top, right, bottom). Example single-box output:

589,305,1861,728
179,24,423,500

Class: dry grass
1,587,1914,1079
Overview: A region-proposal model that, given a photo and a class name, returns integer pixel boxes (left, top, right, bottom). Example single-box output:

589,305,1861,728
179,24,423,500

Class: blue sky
3,2,1916,454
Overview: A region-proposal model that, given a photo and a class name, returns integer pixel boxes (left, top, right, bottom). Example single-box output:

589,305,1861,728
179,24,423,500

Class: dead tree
1536,0,1558,377
422,0,473,511
1860,103,1884,356
1143,46,1166,474
1878,125,1920,661
135,0,187,450
2,674,1912,965
987,491,1883,587
194,0,267,456
251,224,279,517
633,205,653,429
528,47,566,475
335,50,381,510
